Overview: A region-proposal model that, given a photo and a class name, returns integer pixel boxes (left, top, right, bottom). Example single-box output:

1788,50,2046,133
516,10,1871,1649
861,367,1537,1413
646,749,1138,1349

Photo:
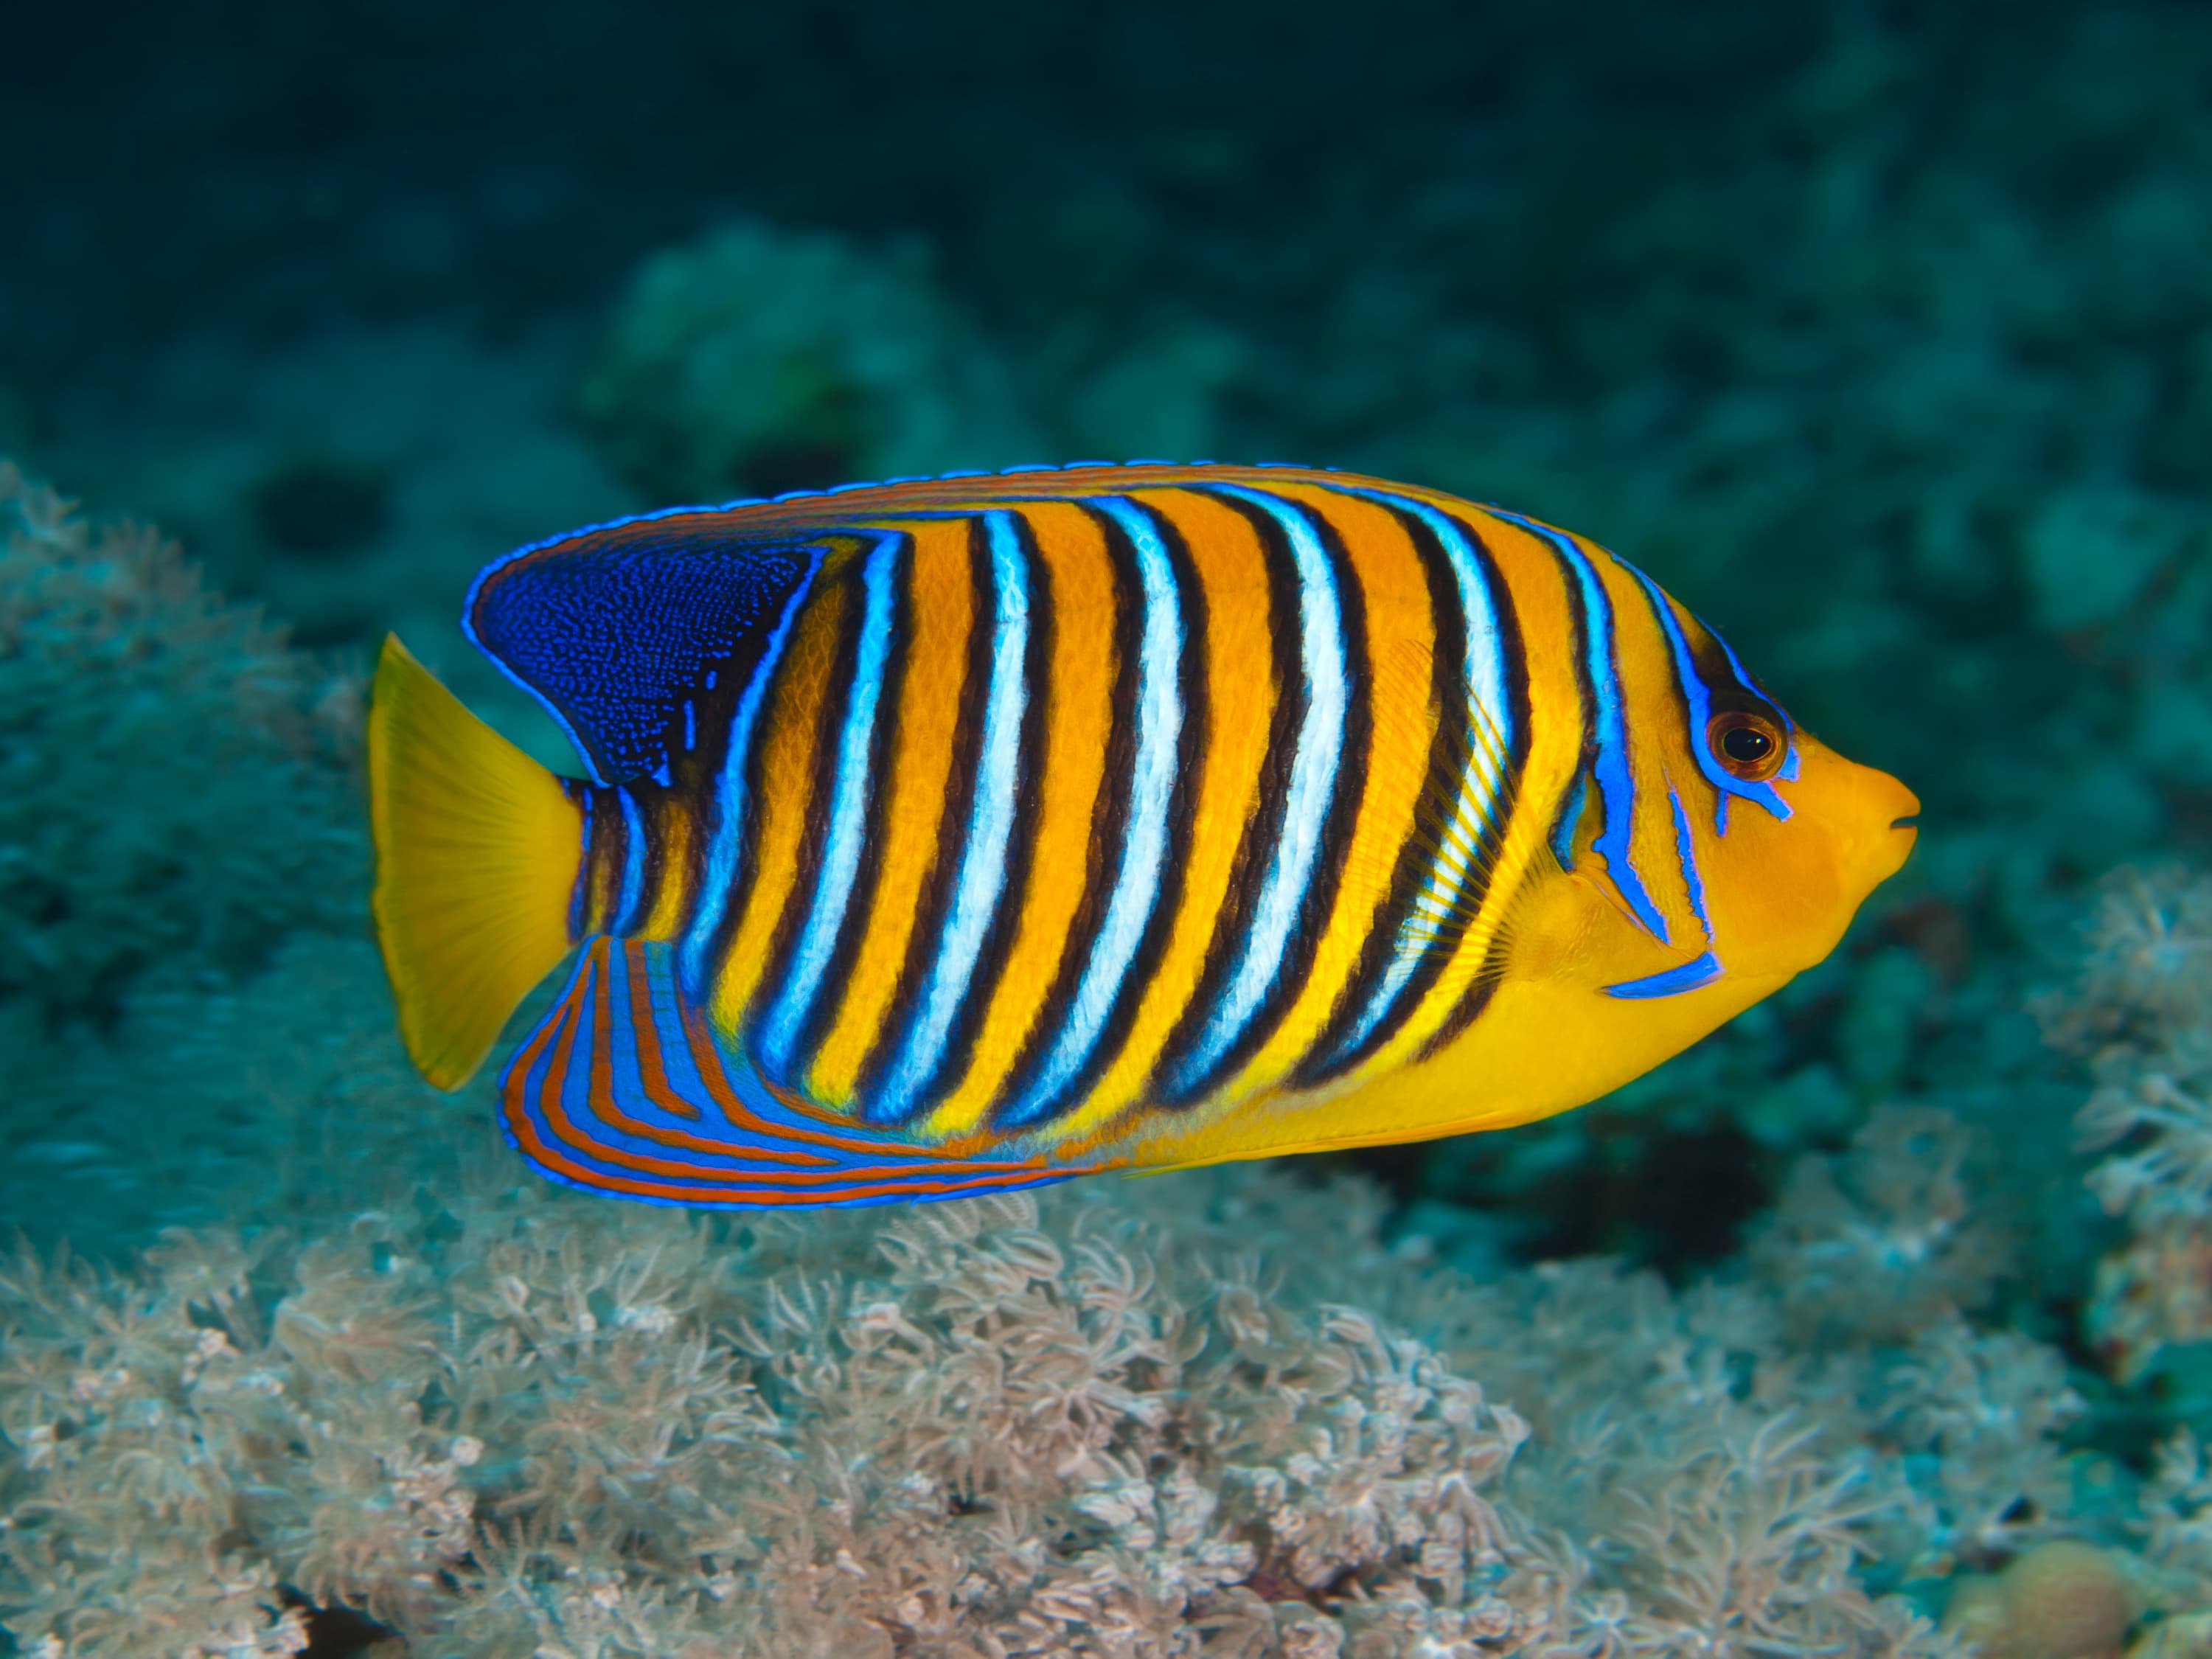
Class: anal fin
500,939,1085,1208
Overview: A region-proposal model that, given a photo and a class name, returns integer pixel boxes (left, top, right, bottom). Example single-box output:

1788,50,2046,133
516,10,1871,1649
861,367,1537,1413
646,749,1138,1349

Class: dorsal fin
463,509,851,785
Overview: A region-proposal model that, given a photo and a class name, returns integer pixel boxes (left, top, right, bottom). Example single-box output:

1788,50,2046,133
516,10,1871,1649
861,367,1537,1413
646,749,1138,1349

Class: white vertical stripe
1489,507,1668,942
1166,485,1346,1095
869,513,1032,1121
1004,497,1183,1124
1328,492,1512,1061
612,787,647,933
757,534,900,1073
680,549,827,992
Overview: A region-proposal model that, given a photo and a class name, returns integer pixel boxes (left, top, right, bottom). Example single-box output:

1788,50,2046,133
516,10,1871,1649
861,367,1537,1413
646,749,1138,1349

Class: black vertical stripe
692,540,854,1005
1416,964,1506,1060
1035,495,1211,1111
778,534,918,1072
577,785,627,936
743,558,869,1046
1413,506,1549,1058
1148,490,1307,1099
1161,487,1369,1099
1293,500,1470,1082
1301,502,1537,1077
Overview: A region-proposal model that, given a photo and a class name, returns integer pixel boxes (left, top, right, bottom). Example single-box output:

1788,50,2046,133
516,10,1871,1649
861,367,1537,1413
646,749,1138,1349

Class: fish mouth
1860,811,1919,886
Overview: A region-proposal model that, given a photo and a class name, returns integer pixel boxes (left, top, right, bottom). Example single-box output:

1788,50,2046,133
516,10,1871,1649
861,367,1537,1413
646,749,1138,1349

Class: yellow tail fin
369,635,583,1089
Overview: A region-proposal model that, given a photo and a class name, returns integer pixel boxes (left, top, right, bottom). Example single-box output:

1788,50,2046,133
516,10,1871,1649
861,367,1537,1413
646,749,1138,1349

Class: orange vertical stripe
808,521,977,1102
706,561,853,1032
1042,487,1276,1144
1212,483,1439,1100
922,502,1119,1136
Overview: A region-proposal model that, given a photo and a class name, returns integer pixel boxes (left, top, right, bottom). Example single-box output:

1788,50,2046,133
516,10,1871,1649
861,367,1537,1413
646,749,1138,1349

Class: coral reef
3,473,2205,1659
4,1164,1991,1659
1746,1106,2013,1347
0,842,2152,1659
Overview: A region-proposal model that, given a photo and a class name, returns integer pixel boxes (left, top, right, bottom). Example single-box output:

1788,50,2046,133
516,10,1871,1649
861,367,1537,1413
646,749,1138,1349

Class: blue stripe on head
613,787,648,933
869,512,1032,1124
1486,509,1670,945
1709,625,1800,783
756,533,902,1075
1324,487,1514,1064
1617,560,1793,827
1668,785,1712,942
1001,496,1185,1126
678,548,827,994
1604,950,1724,999
1163,484,1348,1098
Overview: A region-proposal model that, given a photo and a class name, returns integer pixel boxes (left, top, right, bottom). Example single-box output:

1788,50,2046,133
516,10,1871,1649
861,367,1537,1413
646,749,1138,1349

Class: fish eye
1709,712,1785,782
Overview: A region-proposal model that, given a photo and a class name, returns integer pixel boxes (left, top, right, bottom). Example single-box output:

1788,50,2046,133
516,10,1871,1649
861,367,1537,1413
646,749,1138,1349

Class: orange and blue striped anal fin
498,937,1084,1208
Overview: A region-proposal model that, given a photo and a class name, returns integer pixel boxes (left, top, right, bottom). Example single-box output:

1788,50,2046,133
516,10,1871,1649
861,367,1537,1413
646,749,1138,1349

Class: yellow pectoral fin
1519,861,1711,984
1389,866,1777,1138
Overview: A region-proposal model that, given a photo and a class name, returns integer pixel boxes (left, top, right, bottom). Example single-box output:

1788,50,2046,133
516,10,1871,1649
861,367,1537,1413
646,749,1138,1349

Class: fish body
369,463,1917,1207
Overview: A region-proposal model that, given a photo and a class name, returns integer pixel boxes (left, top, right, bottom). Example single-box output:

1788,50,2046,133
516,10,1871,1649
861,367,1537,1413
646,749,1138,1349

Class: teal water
4,3,2211,1653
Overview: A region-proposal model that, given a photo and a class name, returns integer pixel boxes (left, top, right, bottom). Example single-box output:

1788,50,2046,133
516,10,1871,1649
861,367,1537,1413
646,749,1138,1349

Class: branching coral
2044,869,2212,1384
0,462,364,1026
1747,1106,2013,1346
0,1165,2011,1659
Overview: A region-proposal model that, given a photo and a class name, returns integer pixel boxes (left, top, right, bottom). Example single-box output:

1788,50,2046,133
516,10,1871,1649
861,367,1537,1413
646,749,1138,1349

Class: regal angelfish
369,464,1918,1208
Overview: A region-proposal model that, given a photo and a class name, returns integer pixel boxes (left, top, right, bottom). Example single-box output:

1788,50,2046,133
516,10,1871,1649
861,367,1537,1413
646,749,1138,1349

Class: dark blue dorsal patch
463,511,824,785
